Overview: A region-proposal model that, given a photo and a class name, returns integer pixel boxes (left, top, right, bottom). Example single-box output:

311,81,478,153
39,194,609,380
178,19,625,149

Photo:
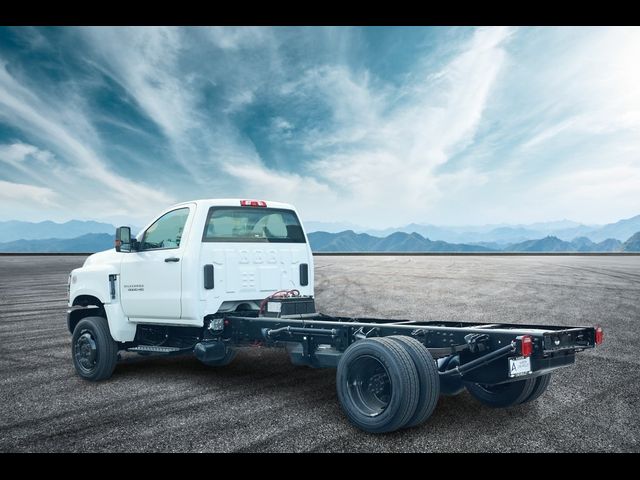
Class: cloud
0,26,639,227
0,142,54,165
206,27,272,50
533,165,640,223
275,27,512,226
0,180,59,206
0,59,174,222
222,161,337,221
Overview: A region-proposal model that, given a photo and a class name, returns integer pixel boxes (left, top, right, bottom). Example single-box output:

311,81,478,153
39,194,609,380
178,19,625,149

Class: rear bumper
454,326,596,385
460,350,577,385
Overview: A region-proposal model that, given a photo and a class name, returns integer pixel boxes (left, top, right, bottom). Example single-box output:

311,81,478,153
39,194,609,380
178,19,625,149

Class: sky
0,26,639,229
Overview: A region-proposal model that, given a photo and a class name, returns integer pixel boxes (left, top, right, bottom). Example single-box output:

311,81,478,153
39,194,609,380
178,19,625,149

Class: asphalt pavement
0,254,638,452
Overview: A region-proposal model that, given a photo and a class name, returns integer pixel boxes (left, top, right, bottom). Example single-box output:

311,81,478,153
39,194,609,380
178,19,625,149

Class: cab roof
169,198,297,211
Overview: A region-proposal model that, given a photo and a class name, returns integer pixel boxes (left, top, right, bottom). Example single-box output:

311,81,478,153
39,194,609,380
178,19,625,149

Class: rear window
202,207,306,243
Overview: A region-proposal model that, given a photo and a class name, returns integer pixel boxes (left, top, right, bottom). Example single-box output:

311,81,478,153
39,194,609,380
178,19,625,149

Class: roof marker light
240,200,267,207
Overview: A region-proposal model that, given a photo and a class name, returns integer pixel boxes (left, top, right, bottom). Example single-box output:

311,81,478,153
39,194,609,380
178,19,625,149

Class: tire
336,337,419,433
465,377,536,408
200,348,238,367
520,374,552,404
71,316,118,381
387,336,440,428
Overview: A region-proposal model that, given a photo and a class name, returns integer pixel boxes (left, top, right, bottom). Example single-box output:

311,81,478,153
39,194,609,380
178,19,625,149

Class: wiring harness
258,289,301,316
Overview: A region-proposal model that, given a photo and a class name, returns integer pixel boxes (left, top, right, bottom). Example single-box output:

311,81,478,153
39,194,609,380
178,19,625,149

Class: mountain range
1,217,640,252
309,231,494,252
308,231,639,252
0,220,116,242
0,233,114,253
317,214,640,245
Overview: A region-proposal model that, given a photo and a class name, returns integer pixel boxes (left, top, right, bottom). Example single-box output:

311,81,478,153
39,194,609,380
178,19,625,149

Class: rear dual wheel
464,373,552,408
336,336,439,433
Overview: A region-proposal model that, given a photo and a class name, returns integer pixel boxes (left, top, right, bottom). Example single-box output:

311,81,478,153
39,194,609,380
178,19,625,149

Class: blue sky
0,26,639,228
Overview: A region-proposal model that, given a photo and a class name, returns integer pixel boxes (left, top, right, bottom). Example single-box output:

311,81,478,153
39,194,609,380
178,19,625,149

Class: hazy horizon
1,27,639,228
2,212,637,232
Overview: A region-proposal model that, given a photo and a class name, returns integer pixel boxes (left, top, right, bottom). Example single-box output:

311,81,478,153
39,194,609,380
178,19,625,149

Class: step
127,345,184,353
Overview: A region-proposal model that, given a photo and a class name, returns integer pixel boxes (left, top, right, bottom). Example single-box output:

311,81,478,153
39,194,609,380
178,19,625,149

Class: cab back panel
201,244,312,311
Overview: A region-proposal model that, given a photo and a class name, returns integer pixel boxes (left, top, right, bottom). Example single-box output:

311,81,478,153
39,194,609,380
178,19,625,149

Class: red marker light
520,335,533,357
595,326,604,345
240,200,267,207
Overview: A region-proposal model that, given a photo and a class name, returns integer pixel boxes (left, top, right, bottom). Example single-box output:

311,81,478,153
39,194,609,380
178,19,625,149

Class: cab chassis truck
67,199,604,433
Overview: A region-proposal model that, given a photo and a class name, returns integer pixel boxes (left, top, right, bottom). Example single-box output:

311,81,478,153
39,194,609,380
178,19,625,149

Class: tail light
520,335,533,357
595,326,604,345
240,200,267,207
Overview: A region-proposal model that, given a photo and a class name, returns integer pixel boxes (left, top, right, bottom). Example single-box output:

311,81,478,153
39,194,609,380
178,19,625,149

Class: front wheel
71,316,119,381
465,377,536,408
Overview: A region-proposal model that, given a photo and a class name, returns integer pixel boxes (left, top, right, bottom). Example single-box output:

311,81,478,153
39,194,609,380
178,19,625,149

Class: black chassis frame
67,306,598,386
220,312,598,386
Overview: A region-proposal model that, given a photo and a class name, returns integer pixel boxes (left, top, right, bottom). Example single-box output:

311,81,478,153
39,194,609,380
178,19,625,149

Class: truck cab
67,199,314,344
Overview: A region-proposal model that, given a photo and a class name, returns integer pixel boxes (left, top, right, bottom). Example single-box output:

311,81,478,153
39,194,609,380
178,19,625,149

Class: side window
141,208,190,251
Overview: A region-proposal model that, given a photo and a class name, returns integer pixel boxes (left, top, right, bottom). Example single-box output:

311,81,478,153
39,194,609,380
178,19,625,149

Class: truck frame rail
222,312,600,385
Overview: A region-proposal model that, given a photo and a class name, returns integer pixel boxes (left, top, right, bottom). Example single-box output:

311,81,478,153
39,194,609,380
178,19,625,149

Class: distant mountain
309,231,495,252
587,215,640,242
309,231,629,253
622,232,640,252
339,215,640,244
505,236,622,252
0,230,635,253
592,238,623,252
309,230,380,251
0,220,116,242
361,221,600,245
303,221,364,234
0,233,114,253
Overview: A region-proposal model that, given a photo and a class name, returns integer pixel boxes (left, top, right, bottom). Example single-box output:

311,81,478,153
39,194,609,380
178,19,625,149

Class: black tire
336,337,419,433
71,316,118,381
387,336,440,428
200,348,238,367
520,374,552,404
465,377,536,408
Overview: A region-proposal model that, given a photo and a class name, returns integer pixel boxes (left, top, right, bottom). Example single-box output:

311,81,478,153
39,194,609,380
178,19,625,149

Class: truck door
120,206,193,320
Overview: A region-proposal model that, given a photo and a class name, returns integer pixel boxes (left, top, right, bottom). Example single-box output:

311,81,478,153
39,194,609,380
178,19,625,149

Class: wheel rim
346,355,392,417
74,330,98,374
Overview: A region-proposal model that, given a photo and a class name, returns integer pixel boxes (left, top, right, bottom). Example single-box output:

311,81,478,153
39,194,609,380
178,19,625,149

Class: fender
69,258,136,342
69,263,118,306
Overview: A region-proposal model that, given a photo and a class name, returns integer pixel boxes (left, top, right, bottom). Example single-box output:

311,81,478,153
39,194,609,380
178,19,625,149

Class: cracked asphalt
0,254,638,452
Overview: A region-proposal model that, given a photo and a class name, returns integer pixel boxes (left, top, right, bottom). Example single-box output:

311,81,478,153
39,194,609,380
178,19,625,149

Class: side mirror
115,226,131,252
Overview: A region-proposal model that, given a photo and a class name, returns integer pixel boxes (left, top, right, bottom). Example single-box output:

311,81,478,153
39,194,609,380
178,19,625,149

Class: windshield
202,207,306,243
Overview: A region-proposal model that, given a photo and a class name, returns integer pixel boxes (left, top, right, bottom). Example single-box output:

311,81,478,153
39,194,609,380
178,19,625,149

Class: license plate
508,356,532,378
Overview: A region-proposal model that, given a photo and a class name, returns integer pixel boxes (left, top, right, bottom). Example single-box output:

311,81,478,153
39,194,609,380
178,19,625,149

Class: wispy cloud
0,58,174,222
0,179,59,207
225,27,512,225
0,26,638,226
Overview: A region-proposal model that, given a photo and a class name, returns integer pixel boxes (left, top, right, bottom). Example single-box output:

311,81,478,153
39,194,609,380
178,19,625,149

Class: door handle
164,257,180,263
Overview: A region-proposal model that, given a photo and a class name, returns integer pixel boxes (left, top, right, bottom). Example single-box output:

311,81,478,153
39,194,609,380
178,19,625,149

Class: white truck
67,198,603,433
